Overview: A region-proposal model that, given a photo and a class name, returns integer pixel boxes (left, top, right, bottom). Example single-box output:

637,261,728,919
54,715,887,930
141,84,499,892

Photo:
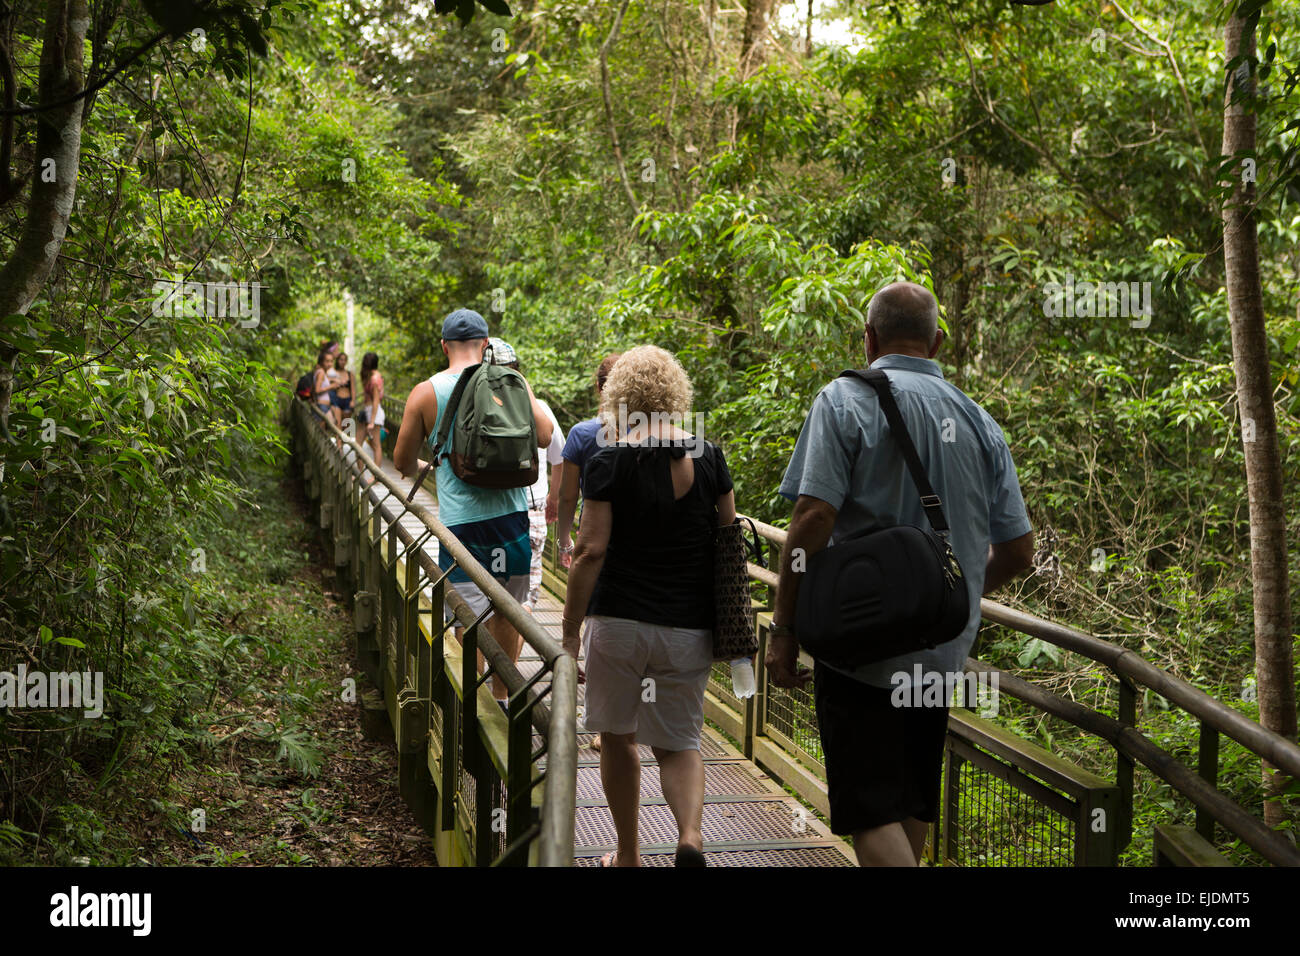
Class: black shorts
813,660,949,835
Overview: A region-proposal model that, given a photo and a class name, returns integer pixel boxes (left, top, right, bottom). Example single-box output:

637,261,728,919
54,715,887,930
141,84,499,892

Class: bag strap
740,516,765,567
408,365,479,503
432,364,480,461
839,368,950,534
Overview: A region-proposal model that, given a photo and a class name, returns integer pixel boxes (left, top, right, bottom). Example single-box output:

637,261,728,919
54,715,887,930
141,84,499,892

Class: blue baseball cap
441,308,489,342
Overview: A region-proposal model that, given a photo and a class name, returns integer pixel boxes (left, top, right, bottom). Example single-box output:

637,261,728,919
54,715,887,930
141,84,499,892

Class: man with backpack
767,281,1034,866
392,309,554,703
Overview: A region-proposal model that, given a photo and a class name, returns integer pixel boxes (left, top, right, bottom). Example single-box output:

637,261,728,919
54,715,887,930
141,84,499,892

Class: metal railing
541,508,1300,867
371,397,1298,867
288,397,577,867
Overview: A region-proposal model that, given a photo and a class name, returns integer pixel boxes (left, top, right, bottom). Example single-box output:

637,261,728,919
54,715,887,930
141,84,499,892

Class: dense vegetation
0,0,1296,864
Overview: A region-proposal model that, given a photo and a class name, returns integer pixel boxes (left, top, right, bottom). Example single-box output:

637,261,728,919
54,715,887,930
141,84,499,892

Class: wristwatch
770,623,794,637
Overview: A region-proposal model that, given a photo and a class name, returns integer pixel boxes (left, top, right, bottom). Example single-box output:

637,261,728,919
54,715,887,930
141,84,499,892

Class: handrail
736,510,1300,864
294,400,577,865
373,397,1295,866
978,602,1300,782
961,658,1300,867
736,512,1300,782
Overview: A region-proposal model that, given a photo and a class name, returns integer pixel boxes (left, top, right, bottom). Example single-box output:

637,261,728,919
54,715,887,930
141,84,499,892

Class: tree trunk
740,0,773,78
1221,7,1297,827
0,0,88,438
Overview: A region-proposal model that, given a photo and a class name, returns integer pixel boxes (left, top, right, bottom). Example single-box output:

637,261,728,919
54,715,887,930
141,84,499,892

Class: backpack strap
431,364,479,462
838,368,950,534
408,365,480,503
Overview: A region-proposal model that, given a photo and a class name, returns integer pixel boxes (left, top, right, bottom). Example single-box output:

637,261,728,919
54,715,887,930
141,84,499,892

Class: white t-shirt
528,400,564,511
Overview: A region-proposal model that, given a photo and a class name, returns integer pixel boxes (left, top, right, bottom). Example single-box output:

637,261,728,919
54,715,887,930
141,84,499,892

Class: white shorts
527,509,548,609
443,574,530,624
582,615,713,752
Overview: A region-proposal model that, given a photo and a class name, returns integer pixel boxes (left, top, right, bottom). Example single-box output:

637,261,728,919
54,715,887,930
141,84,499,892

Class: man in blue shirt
555,352,622,568
768,281,1034,866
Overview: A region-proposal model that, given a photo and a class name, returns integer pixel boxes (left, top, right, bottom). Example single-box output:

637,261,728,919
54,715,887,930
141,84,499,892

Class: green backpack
428,353,539,490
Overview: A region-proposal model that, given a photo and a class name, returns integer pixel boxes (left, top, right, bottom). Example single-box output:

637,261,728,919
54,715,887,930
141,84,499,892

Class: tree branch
599,0,639,218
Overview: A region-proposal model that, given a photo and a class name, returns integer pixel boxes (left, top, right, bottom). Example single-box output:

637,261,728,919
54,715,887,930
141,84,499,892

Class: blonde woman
561,345,735,867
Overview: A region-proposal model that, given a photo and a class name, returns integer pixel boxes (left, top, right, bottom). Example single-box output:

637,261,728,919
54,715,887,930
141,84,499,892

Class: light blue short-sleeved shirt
779,354,1031,688
428,370,527,528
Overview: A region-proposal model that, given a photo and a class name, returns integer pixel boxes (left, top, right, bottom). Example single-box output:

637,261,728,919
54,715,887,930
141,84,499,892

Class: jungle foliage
1,0,1298,862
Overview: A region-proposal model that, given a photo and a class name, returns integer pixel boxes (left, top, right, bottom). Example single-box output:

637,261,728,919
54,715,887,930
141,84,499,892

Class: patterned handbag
712,517,763,661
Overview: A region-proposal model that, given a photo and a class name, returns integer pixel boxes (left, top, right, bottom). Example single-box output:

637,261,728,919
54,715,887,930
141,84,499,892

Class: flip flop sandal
674,845,706,867
598,851,617,867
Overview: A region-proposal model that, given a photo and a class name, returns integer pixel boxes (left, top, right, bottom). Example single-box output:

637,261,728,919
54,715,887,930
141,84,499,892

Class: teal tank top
428,370,527,528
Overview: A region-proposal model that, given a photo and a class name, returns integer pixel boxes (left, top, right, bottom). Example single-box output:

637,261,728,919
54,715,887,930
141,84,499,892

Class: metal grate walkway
358,453,854,866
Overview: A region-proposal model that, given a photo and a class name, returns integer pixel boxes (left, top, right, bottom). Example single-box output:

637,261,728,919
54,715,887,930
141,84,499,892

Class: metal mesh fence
483,759,507,862
457,710,474,828
709,660,742,714
942,747,1076,866
761,667,824,767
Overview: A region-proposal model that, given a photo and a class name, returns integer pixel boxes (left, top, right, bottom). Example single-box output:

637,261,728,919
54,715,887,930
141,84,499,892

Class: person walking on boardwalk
561,345,735,867
555,352,622,569
322,340,342,424
312,345,338,428
487,338,565,612
332,351,355,420
392,309,554,704
767,281,1034,867
358,351,385,463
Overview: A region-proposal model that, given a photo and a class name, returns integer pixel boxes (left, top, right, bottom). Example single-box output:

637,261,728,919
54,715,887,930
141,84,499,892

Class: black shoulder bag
794,369,970,668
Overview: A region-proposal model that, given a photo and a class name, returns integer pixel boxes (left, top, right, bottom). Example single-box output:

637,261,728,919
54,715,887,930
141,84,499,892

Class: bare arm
555,460,581,561
561,498,611,670
392,380,439,479
983,531,1034,594
545,462,563,523
520,377,553,448
717,489,736,526
533,397,553,448
767,494,838,688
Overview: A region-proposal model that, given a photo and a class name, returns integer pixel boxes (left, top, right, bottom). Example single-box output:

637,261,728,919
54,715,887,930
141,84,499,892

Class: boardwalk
362,453,854,866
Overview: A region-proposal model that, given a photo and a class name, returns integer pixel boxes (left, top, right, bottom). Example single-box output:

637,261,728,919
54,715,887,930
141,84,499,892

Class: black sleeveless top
583,440,733,629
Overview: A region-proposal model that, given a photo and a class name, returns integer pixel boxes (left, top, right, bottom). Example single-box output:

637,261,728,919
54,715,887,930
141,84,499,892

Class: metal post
506,676,542,862
942,744,962,865
754,624,769,747
1116,677,1136,852
1196,720,1219,843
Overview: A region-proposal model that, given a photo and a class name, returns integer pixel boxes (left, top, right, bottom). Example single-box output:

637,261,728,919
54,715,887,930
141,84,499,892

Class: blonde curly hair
599,345,694,435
